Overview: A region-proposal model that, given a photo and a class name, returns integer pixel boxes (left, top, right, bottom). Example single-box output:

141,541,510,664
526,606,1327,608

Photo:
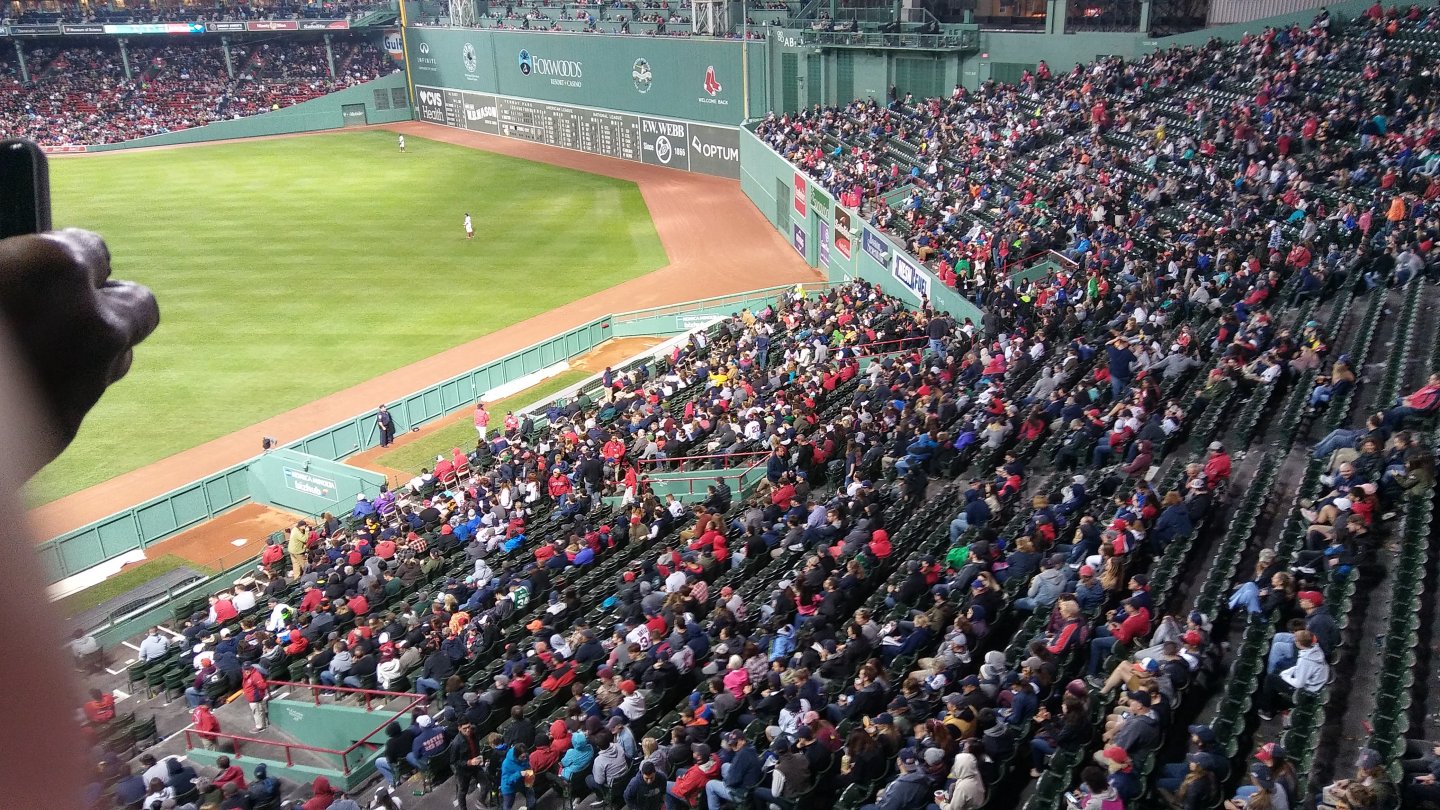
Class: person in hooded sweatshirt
375,721,409,787
499,742,535,810
560,730,594,782
587,734,629,795
1015,554,1069,613
165,758,199,801
944,751,987,810
304,776,339,810
670,743,722,807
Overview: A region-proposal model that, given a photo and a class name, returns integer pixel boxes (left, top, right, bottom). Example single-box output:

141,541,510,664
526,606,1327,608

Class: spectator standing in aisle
242,663,269,732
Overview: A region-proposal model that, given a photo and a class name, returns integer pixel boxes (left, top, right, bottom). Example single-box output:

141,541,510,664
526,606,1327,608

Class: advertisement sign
246,20,299,31
893,254,933,302
282,467,338,498
834,229,852,260
8,23,62,34
686,123,740,177
0,26,9,37
382,29,404,60
792,223,807,257
414,85,740,179
818,221,831,268
792,173,807,217
39,144,87,154
406,28,745,126
835,206,853,234
810,185,831,215
860,225,891,268
206,21,248,32
640,116,690,171
104,22,204,34
460,91,499,134
299,19,350,30
62,23,105,34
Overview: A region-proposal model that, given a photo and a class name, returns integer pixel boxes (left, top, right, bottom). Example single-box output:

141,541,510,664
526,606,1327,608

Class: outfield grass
32,131,666,504
375,369,591,474
55,555,212,621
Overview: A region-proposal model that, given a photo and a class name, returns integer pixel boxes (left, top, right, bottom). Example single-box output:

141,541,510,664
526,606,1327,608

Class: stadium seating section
0,36,397,146
72,3,1440,810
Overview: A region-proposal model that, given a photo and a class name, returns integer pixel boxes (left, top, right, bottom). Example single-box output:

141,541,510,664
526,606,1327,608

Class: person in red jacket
1203,441,1232,489
1383,372,1440,428
547,470,573,506
241,663,269,732
192,702,223,751
868,528,892,559
302,776,338,810
669,743,721,806
1086,597,1151,677
83,689,116,725
433,454,455,483
211,754,247,791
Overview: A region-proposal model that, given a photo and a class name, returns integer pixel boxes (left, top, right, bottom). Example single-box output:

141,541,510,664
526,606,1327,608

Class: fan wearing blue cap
1155,724,1230,794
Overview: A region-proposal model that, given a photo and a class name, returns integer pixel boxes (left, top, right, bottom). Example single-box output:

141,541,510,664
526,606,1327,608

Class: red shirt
84,695,116,724
1204,453,1232,486
212,598,239,624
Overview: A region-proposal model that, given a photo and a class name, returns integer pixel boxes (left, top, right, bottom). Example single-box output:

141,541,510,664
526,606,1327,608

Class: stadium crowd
69,4,1440,810
0,37,397,146
755,4,1440,308
4,1,386,24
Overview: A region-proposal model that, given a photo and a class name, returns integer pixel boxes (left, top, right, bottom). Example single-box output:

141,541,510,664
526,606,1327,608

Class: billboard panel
407,28,744,126
414,85,739,179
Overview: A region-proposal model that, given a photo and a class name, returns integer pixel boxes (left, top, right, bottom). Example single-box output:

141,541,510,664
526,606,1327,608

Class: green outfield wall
404,26,764,178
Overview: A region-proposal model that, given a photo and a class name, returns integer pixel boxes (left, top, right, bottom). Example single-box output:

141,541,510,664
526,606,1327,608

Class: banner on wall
860,225,891,268
835,206,853,234
810,185,831,215
414,84,740,179
818,221,831,268
383,30,404,60
893,254,933,302
406,28,744,126
792,224,807,256
835,229,852,260
793,174,807,218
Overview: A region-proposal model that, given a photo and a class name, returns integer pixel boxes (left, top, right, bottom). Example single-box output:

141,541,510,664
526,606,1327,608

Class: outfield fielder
398,134,406,152
464,213,474,240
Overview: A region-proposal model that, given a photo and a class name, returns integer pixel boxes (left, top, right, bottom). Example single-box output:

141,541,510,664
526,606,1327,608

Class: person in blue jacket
560,731,594,781
499,742,534,810
706,729,762,808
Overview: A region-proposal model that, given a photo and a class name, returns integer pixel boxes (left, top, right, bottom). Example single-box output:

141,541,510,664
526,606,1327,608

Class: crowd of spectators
756,4,1440,309
4,0,387,25
67,4,1440,810
0,37,397,146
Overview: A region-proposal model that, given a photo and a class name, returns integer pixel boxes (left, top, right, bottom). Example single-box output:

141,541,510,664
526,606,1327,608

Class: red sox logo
703,65,722,96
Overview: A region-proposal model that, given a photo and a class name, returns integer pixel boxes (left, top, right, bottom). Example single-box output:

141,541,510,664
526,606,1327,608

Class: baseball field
32,129,666,504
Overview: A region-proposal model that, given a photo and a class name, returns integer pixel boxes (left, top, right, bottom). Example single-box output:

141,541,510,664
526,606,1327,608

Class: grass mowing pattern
374,369,591,474
32,131,665,504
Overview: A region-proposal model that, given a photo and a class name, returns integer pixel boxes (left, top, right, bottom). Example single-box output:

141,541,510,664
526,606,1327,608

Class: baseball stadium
13,0,1440,807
